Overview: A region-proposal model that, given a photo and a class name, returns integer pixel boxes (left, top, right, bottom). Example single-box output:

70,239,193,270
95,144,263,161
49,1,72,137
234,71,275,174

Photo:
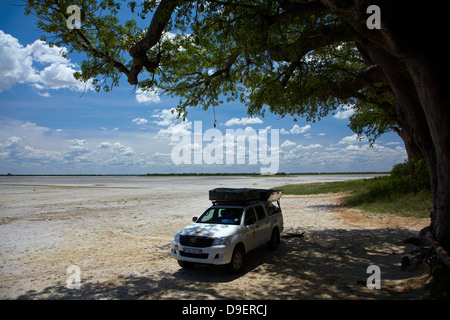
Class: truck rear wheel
228,245,245,274
267,228,280,251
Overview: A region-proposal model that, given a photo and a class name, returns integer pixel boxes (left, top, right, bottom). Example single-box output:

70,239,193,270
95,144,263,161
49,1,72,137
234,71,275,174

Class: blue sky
0,2,407,174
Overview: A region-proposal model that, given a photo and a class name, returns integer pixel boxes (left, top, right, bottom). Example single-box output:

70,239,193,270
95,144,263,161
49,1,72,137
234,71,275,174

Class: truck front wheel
228,245,245,274
178,260,194,269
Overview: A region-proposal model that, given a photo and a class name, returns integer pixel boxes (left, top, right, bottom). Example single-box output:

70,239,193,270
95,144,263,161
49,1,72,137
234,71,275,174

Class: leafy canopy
25,0,398,139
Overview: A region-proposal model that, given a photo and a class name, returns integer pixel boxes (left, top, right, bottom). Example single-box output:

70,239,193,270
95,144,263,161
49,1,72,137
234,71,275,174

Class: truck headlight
174,233,180,243
212,236,231,246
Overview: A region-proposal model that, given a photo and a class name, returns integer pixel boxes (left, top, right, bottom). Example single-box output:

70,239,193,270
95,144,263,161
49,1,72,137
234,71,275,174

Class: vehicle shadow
16,227,431,300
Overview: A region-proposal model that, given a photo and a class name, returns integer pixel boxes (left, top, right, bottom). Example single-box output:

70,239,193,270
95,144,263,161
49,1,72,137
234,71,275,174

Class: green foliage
348,95,397,144
25,1,390,120
276,160,432,218
391,158,431,191
158,6,366,122
346,160,431,217
279,179,366,196
25,0,161,92
24,0,405,147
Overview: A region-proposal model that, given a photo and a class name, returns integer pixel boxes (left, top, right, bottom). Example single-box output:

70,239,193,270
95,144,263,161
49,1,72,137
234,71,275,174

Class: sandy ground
0,175,431,300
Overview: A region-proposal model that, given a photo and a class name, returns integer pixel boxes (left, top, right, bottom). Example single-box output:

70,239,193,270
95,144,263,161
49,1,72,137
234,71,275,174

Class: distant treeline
1,172,388,177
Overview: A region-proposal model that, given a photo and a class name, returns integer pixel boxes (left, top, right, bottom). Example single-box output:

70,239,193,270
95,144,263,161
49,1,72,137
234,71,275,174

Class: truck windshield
196,207,243,225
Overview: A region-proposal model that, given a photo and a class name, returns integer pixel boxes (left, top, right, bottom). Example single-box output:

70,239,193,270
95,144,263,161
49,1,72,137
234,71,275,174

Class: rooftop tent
209,188,283,203
256,189,284,202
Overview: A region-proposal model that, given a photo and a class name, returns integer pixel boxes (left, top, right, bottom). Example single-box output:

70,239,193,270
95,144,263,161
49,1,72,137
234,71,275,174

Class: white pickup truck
171,188,284,273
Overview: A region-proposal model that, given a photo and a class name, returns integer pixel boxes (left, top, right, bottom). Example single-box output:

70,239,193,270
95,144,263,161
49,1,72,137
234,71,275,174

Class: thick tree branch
209,52,240,78
73,29,131,77
127,0,180,85
268,23,355,63
333,64,387,99
271,0,328,24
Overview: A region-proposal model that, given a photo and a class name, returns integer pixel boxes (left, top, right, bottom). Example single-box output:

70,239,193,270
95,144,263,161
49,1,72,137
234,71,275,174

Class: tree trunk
391,124,422,177
405,60,450,248
323,0,450,249
391,116,422,162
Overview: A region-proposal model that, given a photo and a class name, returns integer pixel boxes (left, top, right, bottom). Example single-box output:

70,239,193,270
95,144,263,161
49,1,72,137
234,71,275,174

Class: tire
267,228,280,251
228,245,245,274
178,260,194,269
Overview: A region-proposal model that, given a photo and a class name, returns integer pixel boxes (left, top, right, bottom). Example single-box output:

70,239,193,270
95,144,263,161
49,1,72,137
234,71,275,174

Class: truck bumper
171,241,233,265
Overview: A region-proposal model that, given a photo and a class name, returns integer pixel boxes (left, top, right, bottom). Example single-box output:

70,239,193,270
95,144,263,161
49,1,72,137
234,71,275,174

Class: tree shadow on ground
17,227,431,300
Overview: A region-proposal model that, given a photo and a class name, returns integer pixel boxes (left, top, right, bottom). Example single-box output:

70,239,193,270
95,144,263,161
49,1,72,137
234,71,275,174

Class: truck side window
254,205,266,221
244,208,256,226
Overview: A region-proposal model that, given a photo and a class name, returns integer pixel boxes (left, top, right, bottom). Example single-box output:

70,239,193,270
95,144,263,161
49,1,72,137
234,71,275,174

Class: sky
0,2,407,175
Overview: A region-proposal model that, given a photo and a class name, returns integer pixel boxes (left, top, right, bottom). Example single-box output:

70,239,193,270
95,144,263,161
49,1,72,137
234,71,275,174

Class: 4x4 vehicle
171,188,283,273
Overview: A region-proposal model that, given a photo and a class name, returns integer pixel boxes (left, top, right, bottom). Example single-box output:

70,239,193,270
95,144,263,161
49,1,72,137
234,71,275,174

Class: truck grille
180,252,209,259
180,235,214,248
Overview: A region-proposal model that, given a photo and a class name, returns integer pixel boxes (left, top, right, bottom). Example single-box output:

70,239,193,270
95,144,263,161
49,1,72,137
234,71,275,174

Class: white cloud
280,124,311,135
345,145,360,151
281,140,296,148
152,108,179,127
0,135,62,163
37,91,51,98
0,112,407,174
284,144,322,158
64,139,90,160
98,142,113,149
338,134,366,144
0,30,38,91
223,117,263,126
98,141,134,157
101,127,119,133
157,121,192,138
36,62,88,91
0,30,90,93
135,87,161,104
27,39,70,65
0,118,160,173
132,118,149,126
151,108,192,138
300,144,322,149
333,104,355,120
281,140,406,172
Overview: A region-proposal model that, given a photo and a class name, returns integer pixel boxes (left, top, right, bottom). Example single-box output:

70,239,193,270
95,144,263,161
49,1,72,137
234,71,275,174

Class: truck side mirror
192,217,198,222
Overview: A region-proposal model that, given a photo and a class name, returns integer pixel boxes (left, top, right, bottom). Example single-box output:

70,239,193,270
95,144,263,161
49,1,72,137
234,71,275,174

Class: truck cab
171,188,283,273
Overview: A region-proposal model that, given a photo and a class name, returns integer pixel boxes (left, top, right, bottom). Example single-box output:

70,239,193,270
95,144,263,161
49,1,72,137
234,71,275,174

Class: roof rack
211,200,259,206
209,188,283,204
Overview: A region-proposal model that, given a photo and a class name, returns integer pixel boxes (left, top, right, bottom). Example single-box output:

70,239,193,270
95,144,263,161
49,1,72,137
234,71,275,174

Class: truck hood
178,223,239,238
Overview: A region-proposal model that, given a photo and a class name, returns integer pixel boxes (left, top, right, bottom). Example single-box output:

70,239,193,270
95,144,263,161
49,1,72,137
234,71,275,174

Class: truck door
254,204,271,244
243,208,258,251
